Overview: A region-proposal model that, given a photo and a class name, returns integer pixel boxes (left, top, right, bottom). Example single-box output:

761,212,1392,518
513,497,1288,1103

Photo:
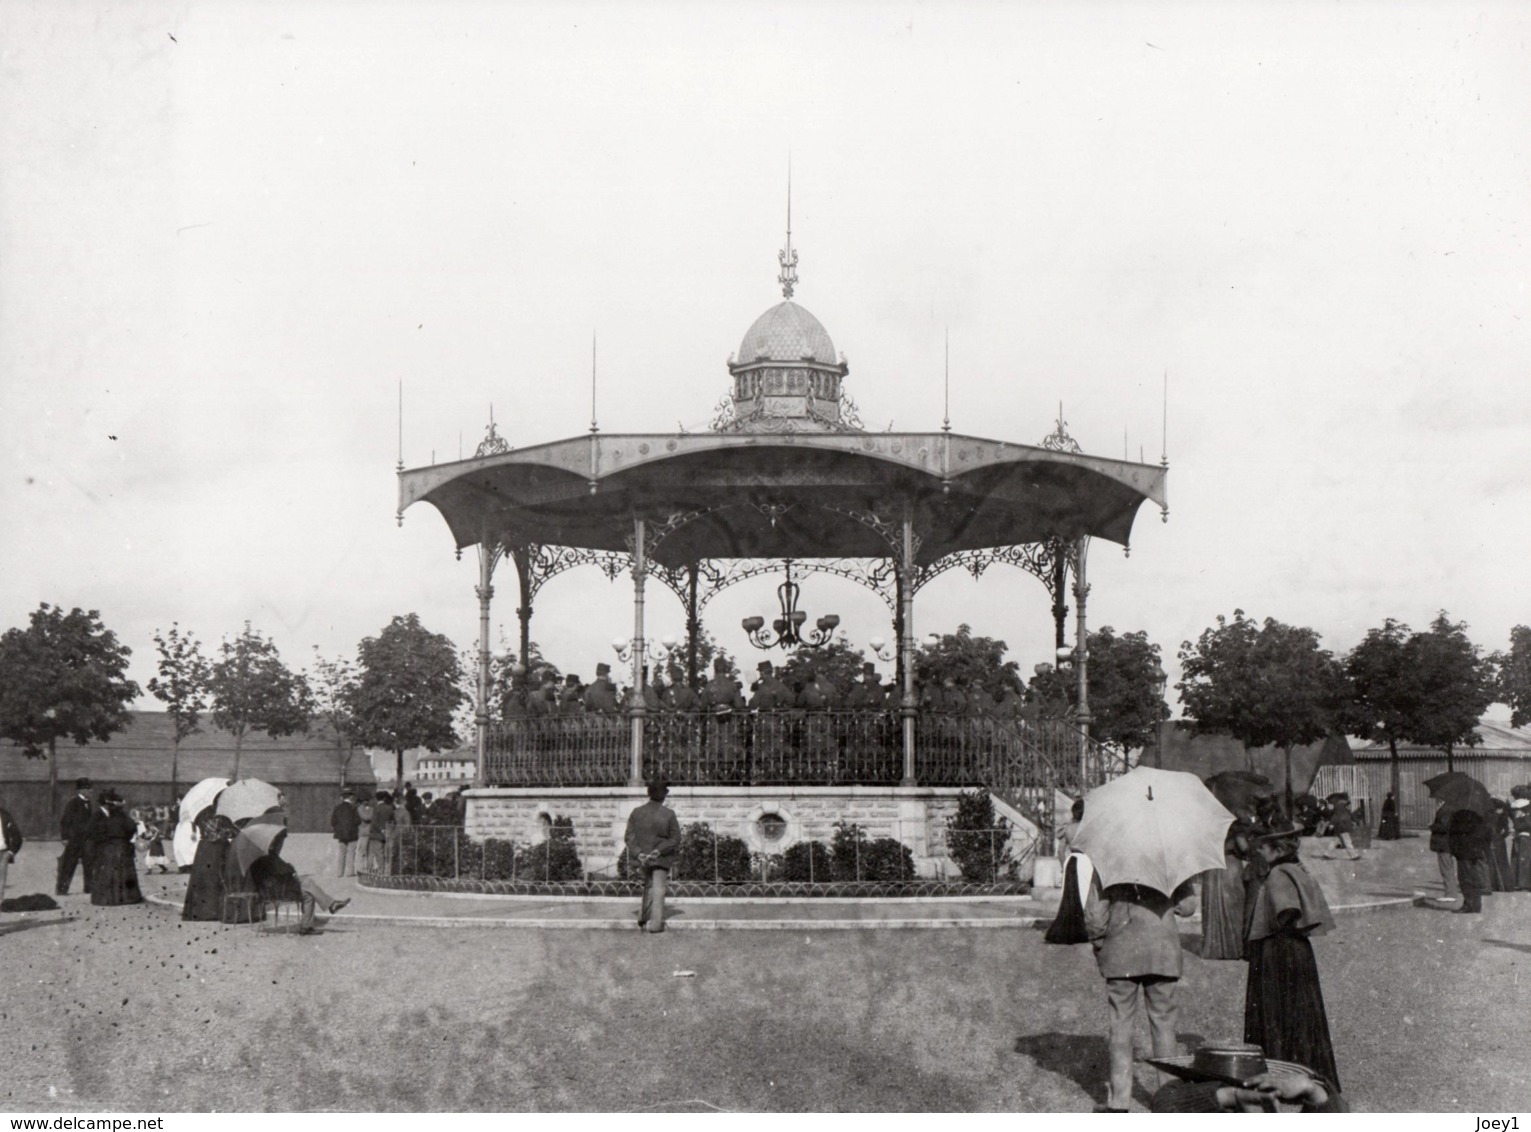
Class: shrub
675,822,752,882
945,789,1014,882
780,839,832,882
829,821,916,882
512,815,583,881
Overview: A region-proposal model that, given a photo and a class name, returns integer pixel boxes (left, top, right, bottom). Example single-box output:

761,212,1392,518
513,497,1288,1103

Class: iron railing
483,710,1120,789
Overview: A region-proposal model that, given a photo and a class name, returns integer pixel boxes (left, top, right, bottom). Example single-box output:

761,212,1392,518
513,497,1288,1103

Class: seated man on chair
252,830,350,936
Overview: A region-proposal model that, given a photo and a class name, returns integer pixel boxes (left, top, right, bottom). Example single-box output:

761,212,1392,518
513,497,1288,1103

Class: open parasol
1424,771,1494,817
180,777,232,827
215,779,282,824
1072,766,1235,897
231,813,288,876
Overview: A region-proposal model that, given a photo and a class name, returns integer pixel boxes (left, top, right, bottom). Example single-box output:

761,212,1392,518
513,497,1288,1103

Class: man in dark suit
330,787,361,877
56,777,95,895
0,794,23,912
624,778,681,933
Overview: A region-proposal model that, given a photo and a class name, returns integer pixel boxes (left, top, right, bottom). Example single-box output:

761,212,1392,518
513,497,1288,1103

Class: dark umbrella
1204,771,1274,813
1424,771,1494,817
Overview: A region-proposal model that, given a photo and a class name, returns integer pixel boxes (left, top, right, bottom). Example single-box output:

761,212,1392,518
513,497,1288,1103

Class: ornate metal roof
736,301,838,365
398,430,1168,566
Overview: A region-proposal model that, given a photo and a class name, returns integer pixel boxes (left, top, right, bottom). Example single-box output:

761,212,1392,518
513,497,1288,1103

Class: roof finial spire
942,327,951,433
589,332,599,434
777,157,798,299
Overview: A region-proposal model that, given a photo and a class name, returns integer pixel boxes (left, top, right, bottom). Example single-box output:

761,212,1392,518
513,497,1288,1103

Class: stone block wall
463,785,1040,879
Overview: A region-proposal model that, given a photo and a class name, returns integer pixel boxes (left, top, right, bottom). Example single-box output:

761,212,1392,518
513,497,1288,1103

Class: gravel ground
1,836,1526,1112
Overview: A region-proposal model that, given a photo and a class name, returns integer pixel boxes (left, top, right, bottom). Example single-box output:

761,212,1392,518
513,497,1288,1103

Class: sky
2,1,1528,718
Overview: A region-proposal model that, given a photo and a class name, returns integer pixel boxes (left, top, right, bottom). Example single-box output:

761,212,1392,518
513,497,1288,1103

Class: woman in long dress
1376,792,1401,840
182,812,235,921
1200,819,1251,960
1511,798,1531,890
88,792,144,906
1045,799,1090,945
1243,824,1340,1090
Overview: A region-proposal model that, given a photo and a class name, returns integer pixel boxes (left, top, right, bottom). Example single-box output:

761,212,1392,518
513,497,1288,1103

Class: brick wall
463,785,1038,879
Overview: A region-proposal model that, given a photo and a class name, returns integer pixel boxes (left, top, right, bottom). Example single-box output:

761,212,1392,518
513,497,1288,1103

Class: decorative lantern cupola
714,197,859,433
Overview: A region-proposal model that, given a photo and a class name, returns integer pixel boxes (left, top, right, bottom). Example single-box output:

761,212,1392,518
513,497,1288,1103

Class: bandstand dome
736,301,838,365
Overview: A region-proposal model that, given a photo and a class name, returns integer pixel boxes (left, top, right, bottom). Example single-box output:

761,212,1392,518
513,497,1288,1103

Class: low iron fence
378,820,1036,886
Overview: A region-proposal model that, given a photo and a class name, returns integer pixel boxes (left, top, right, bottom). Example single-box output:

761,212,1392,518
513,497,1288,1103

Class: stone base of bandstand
464,785,1042,881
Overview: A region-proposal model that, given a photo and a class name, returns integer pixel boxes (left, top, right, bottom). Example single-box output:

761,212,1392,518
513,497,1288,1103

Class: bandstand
395,233,1167,882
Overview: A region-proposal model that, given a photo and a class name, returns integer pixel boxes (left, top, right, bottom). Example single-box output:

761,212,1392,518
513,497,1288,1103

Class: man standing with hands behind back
57,777,95,896
624,778,681,934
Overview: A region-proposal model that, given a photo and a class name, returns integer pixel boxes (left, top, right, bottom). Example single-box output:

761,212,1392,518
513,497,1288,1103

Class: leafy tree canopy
208,622,313,745
776,636,867,693
1500,624,1531,730
914,624,1021,696
0,604,140,758
1401,611,1494,752
1177,610,1348,752
1342,617,1415,745
148,623,211,745
348,613,465,756
1024,626,1169,752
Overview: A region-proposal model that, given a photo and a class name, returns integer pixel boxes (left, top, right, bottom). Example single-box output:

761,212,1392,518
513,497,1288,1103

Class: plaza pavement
114,831,1443,928
2,831,1525,1112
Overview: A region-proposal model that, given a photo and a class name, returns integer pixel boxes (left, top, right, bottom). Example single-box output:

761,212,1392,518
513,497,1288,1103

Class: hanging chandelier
741,560,839,651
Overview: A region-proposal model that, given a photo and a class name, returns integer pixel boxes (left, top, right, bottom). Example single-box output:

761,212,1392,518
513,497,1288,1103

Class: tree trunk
233,727,244,779
1284,745,1294,816
171,737,180,807
1389,736,1400,811
48,734,58,823
1445,742,1454,774
395,747,405,790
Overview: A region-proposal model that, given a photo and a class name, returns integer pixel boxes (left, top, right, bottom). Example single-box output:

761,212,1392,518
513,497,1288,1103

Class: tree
1344,618,1415,803
914,624,1022,697
1178,610,1348,810
310,648,361,786
1499,624,1531,729
657,629,736,691
1024,626,1170,755
0,604,140,817
208,622,313,778
777,636,866,695
1403,612,1495,773
489,639,561,719
348,614,466,787
147,623,212,802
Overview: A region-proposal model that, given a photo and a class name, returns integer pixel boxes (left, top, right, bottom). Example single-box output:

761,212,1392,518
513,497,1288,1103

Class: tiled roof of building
1349,718,1531,757
0,711,376,784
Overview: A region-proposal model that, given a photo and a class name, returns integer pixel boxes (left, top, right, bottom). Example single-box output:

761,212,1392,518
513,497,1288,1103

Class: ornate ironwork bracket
511,543,631,607
818,502,918,562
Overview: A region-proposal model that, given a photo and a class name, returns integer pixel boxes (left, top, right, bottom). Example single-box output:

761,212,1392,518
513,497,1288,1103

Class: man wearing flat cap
57,777,96,895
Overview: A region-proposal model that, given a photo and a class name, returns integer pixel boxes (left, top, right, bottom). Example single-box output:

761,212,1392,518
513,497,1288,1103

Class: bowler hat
75,777,93,790
1146,1043,1307,1086
596,663,610,675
